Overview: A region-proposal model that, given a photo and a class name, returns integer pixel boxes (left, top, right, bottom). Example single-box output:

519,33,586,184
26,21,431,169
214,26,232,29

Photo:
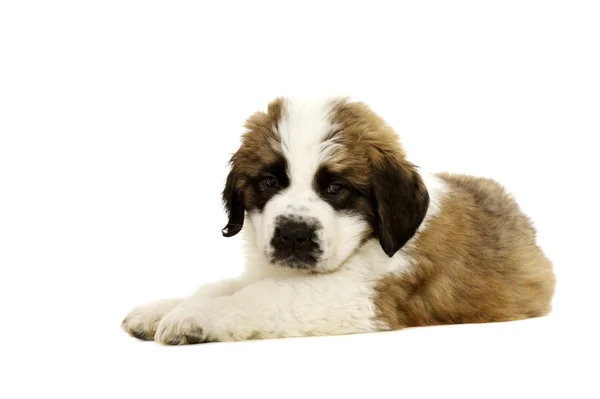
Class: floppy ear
372,155,430,257
221,168,245,237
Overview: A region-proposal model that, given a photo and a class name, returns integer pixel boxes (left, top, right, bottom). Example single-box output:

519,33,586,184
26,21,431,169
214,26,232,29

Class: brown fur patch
230,97,285,180
222,97,286,215
326,98,407,188
373,173,556,329
326,99,430,254
221,98,288,235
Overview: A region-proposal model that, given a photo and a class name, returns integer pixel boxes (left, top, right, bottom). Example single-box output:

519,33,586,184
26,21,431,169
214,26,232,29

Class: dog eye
326,183,342,195
264,175,279,188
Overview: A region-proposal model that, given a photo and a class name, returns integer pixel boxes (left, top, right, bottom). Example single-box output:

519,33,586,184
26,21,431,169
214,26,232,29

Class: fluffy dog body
122,97,555,344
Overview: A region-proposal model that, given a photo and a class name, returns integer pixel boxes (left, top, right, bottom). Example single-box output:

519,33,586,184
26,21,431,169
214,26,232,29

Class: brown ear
372,156,429,257
221,168,245,237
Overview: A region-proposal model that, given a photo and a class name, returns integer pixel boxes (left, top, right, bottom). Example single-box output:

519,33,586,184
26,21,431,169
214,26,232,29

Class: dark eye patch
247,156,289,211
314,167,363,210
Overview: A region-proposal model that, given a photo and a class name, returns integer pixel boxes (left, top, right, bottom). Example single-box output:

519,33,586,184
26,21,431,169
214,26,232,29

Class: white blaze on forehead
277,98,339,191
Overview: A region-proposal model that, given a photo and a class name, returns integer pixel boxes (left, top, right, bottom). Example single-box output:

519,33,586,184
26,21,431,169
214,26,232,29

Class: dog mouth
272,250,322,270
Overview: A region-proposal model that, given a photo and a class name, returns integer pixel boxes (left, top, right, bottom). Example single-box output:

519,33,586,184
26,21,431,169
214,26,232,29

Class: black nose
271,217,320,266
275,220,312,249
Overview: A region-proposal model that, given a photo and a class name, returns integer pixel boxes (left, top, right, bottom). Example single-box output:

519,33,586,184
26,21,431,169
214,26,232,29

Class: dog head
221,97,429,273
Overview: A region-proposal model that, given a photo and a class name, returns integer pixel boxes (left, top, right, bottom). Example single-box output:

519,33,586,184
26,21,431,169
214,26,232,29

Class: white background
1,1,599,398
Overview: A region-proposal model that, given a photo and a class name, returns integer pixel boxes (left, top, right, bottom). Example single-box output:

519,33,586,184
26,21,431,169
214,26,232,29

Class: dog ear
221,168,245,237
372,155,429,257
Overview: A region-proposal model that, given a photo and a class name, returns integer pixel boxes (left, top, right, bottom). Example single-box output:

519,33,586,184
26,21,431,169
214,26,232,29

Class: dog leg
154,271,378,344
121,276,254,341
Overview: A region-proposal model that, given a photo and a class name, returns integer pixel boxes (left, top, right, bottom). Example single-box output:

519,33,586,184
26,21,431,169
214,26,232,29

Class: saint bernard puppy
122,97,556,345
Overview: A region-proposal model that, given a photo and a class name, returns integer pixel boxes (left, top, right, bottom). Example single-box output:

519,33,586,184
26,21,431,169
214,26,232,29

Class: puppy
121,97,556,344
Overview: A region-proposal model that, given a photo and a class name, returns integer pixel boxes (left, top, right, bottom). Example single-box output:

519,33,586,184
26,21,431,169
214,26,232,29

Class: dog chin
265,250,338,273
270,254,319,271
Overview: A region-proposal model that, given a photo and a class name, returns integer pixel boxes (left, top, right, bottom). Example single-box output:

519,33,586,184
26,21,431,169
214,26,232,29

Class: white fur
122,98,449,344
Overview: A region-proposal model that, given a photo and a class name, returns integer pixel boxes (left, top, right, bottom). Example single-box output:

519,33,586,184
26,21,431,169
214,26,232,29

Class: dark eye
326,183,342,195
264,175,279,188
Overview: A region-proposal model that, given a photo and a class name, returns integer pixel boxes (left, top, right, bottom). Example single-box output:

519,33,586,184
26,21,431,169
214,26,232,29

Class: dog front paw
154,299,255,345
154,304,209,345
121,298,182,341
